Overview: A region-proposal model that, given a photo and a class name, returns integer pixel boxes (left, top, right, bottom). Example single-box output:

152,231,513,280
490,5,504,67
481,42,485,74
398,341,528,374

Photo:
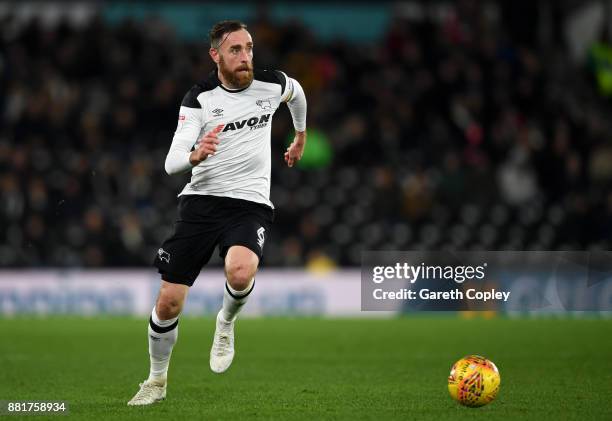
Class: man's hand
190,124,224,166
284,131,306,168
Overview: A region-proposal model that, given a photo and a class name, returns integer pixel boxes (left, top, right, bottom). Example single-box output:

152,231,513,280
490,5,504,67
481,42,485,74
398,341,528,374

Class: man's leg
210,245,259,373
148,281,189,381
222,245,259,321
128,280,189,406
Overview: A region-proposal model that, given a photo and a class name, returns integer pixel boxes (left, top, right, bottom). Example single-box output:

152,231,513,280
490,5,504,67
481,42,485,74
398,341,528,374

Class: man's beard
219,56,253,89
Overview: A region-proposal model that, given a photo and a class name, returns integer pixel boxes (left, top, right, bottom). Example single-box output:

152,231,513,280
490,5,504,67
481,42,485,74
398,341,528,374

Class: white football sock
147,306,179,382
221,278,254,322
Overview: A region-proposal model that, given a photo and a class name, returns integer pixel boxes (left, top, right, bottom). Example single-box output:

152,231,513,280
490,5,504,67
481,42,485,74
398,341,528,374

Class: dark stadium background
2,0,611,268
1,1,612,420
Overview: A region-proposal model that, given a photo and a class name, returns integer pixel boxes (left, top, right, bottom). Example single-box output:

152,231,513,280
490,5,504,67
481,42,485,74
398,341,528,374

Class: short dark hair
209,20,248,49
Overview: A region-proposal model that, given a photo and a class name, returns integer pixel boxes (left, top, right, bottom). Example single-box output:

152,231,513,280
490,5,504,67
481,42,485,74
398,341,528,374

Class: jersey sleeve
274,70,295,103
164,87,204,175
275,71,307,131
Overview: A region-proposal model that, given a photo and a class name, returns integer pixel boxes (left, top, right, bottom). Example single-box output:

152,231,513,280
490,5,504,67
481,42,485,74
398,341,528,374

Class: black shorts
154,194,274,286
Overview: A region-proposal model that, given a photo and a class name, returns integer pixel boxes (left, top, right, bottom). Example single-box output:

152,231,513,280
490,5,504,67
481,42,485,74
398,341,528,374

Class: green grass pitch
1,317,611,420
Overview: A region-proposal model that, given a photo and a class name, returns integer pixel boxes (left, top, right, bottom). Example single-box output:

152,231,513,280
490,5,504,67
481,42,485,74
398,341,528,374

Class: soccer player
128,20,307,406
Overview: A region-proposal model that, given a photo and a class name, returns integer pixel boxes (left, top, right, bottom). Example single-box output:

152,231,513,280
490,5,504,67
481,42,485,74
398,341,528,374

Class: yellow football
448,355,500,407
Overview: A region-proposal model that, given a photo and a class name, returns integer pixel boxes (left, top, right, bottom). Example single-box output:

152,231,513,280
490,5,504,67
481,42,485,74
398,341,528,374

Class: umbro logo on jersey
256,99,273,110
223,114,271,132
212,108,224,117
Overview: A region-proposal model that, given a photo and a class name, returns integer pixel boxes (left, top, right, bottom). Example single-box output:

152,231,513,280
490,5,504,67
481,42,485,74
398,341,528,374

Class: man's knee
225,247,258,291
156,297,181,320
155,281,188,319
226,262,256,291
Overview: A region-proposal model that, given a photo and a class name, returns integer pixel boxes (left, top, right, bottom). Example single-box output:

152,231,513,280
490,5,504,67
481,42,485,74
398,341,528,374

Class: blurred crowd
1,5,611,268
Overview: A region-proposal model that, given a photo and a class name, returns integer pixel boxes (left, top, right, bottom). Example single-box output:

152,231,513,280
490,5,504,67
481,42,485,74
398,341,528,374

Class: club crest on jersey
256,99,273,110
222,114,271,132
158,248,170,263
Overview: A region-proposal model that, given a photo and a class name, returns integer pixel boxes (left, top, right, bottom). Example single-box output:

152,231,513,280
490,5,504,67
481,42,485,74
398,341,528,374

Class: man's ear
209,48,220,64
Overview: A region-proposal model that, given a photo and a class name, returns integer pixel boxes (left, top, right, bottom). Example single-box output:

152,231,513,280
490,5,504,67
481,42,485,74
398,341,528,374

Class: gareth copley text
372,288,511,302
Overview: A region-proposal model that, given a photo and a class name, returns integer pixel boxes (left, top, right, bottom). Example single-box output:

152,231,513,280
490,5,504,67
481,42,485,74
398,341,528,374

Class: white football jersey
166,69,298,208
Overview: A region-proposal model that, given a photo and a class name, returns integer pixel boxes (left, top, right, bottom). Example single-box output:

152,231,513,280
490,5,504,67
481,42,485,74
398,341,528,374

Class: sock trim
225,279,255,300
149,316,179,334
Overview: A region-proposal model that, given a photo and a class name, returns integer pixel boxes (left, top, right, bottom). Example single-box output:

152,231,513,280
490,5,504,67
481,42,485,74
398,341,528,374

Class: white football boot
127,378,167,406
210,311,235,373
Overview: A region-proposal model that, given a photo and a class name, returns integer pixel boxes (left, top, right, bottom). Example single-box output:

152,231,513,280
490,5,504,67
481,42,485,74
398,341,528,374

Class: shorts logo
158,248,170,263
257,227,266,249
